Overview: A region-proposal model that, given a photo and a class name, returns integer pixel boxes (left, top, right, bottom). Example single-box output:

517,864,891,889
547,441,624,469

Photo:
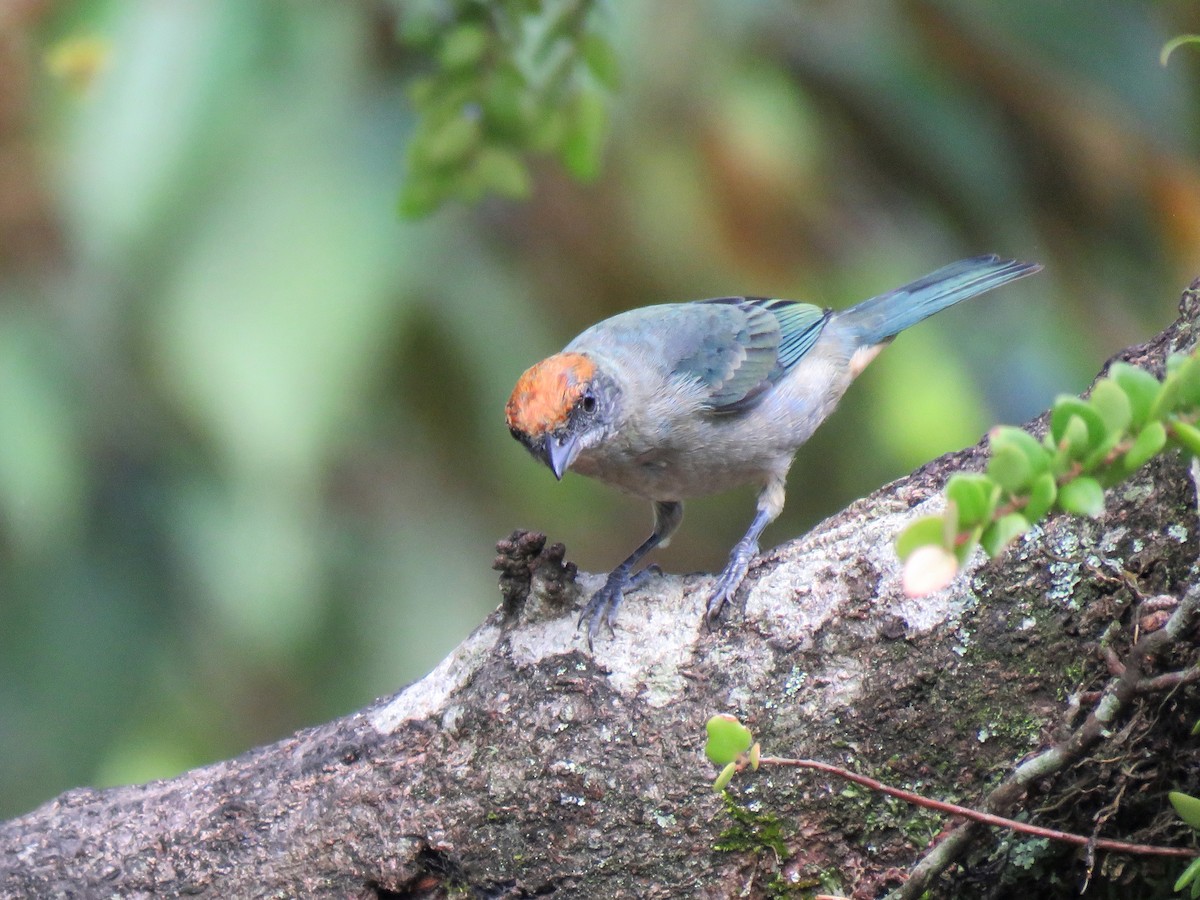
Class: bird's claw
578,570,627,648
577,565,661,647
705,541,757,624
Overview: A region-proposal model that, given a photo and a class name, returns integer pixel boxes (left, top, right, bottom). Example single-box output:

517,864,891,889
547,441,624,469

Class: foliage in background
1,0,1198,820
395,0,615,214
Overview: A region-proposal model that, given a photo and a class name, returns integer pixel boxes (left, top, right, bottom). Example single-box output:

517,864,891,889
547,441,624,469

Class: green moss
973,704,1043,747
714,792,790,858
714,792,803,897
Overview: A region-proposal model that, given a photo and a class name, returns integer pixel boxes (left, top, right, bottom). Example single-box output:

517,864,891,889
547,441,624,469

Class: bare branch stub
492,529,579,619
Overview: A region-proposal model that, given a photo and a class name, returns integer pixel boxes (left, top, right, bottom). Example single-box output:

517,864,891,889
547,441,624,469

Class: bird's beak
546,432,582,481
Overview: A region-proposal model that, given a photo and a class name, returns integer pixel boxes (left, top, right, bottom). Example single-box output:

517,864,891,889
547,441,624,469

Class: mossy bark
2,285,1199,899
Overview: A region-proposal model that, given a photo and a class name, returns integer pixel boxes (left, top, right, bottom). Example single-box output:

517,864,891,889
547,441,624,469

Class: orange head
506,352,603,479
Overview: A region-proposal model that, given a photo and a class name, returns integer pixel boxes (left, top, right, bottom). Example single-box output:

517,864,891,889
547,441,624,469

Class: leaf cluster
898,352,1200,595
395,0,617,216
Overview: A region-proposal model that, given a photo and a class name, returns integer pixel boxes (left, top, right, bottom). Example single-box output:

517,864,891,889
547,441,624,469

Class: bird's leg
706,476,784,621
579,500,682,646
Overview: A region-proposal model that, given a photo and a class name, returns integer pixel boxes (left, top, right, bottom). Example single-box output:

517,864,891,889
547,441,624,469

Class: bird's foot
706,540,759,623
627,564,662,591
577,565,661,648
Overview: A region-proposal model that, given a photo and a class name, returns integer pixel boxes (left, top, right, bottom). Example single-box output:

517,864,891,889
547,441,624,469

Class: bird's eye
581,392,597,414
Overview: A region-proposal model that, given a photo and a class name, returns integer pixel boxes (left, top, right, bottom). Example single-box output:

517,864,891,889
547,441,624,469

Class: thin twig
757,756,1195,859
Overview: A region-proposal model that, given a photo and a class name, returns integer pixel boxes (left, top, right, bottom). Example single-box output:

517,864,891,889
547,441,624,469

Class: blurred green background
1,0,1198,819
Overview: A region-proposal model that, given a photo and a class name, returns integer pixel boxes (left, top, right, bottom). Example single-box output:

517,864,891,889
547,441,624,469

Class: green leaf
1178,857,1200,893
1178,354,1200,407
988,442,1033,493
438,23,490,71
980,513,1030,557
1057,476,1105,517
896,515,950,562
560,88,608,180
581,33,621,89
705,714,753,766
1171,791,1200,831
713,761,737,792
945,473,1000,528
1059,414,1093,461
990,426,1049,476
417,113,482,168
1171,419,1200,458
1151,367,1186,421
397,177,447,218
1088,379,1132,436
1161,33,1200,67
473,145,532,198
1121,420,1167,473
1024,471,1058,521
1050,396,1105,450
1177,856,1200,895
483,63,533,137
1110,362,1162,430
942,499,960,548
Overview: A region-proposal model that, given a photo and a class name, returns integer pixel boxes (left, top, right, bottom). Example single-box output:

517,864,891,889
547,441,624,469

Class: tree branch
3,282,1200,898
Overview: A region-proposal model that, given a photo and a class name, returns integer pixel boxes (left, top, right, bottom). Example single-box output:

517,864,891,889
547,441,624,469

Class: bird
505,255,1040,643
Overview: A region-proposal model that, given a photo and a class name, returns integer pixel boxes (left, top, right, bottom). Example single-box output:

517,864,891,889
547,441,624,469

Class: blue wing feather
683,297,829,412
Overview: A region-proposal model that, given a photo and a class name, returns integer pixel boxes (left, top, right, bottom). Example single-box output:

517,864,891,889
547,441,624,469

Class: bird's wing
567,299,830,412
675,298,830,412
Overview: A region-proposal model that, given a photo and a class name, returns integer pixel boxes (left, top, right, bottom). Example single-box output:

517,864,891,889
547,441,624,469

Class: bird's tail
835,255,1040,348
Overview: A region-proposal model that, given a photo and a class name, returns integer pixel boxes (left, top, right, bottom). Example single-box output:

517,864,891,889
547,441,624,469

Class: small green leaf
1121,420,1167,473
1193,718,1200,736
1177,856,1200,893
473,145,532,198
1059,414,1093,460
483,63,533,136
1088,379,1132,436
398,180,436,218
705,714,753,766
713,761,737,792
1023,471,1057,522
581,33,621,89
980,513,1030,557
1171,419,1200,458
896,515,950,562
989,426,1049,479
1161,33,1200,67
1110,362,1162,430
438,23,490,70
1175,354,1200,407
1151,367,1186,421
560,88,608,180
1171,791,1200,831
1051,396,1105,449
1057,476,1105,517
945,473,1000,528
988,443,1033,493
417,113,482,168
942,499,960,548
1176,856,1200,895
